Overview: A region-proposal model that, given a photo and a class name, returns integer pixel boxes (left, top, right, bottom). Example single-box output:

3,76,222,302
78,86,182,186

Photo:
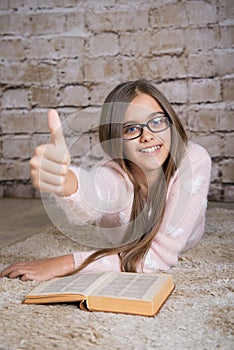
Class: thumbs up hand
30,110,77,196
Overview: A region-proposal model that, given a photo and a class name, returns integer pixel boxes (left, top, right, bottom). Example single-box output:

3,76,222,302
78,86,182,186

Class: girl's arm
143,143,212,272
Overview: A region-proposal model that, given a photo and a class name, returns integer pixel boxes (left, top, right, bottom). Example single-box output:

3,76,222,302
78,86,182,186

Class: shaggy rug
0,206,233,350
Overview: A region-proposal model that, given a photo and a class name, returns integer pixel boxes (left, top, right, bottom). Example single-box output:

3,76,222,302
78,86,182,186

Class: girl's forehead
124,94,163,123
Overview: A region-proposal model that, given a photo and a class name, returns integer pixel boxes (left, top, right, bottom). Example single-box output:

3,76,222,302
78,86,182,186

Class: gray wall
0,0,233,201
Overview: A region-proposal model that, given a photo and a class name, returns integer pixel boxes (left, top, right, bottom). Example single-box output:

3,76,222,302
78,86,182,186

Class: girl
0,79,211,281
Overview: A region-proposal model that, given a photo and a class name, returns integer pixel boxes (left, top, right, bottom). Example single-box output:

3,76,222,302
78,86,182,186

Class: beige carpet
0,206,233,350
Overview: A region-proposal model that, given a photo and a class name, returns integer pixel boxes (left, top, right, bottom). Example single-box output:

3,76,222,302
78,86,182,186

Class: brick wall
0,0,233,201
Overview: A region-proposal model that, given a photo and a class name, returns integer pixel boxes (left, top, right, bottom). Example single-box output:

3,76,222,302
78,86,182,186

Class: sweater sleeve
73,143,211,273
54,161,133,226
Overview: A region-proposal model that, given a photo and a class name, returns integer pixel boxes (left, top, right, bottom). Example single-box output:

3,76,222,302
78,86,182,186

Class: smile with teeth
140,145,161,153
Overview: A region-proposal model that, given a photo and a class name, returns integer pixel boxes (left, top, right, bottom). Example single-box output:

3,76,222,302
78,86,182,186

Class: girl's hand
30,109,77,197
0,255,75,281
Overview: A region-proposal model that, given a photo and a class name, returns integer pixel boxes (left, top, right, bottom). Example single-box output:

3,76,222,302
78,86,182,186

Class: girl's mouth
140,145,162,153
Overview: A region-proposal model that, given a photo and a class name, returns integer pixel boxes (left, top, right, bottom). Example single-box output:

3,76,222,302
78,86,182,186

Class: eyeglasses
123,113,170,140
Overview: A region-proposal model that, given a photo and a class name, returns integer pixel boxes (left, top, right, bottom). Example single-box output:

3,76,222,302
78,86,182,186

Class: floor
0,198,51,249
0,198,233,249
0,199,233,349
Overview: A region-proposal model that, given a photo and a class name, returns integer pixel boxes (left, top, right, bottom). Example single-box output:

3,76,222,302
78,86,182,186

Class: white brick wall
0,0,233,201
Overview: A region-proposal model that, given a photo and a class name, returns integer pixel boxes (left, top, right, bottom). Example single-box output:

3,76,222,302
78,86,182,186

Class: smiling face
123,93,171,184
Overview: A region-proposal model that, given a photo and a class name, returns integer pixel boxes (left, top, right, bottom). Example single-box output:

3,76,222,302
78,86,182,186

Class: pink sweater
56,142,211,273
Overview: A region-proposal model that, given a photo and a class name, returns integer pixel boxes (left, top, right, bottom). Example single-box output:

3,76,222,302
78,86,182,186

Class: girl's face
123,93,171,180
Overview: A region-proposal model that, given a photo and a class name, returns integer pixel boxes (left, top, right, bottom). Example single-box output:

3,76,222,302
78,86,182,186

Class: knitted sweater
56,142,211,273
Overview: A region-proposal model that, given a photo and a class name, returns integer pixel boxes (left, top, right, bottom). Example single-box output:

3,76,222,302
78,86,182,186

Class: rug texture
0,206,233,350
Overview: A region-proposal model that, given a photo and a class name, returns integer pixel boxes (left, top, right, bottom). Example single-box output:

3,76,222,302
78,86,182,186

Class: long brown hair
75,79,187,273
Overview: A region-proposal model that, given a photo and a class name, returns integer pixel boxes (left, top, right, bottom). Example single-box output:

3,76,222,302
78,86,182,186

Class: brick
0,62,57,85
150,29,184,54
69,132,91,159
219,25,234,48
33,110,52,133
186,1,217,25
0,184,4,198
4,182,34,198
8,0,79,10
28,12,84,36
156,56,187,80
210,162,219,182
120,57,158,81
0,14,10,35
89,33,118,57
189,133,222,158
119,32,152,56
187,107,219,132
85,8,149,32
57,59,83,84
27,36,85,59
218,0,234,22
208,183,223,201
222,160,234,183
223,184,234,202
2,89,30,109
0,161,30,180
224,133,234,157
120,56,186,82
185,27,218,53
188,53,219,78
60,85,90,107
217,109,234,131
0,11,84,36
31,134,51,154
0,0,8,10
158,81,188,104
0,39,27,61
217,50,234,76
65,107,101,135
88,82,117,105
1,111,35,134
171,105,188,126
222,78,234,101
187,104,234,132
2,136,31,159
188,79,221,103
31,87,60,108
155,2,188,27
84,57,121,82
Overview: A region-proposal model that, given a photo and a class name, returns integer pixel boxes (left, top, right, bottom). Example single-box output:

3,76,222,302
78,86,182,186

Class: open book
23,271,174,316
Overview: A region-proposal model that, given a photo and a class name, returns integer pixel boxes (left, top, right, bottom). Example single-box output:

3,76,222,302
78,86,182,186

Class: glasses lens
148,116,168,132
123,125,141,140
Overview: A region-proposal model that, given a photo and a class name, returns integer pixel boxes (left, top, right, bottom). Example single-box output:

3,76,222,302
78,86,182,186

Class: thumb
48,109,66,147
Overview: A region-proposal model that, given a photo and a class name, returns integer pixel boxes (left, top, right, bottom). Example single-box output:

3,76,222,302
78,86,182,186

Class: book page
27,272,111,296
91,273,164,300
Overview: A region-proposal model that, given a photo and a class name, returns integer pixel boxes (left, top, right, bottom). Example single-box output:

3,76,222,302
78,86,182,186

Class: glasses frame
123,113,171,140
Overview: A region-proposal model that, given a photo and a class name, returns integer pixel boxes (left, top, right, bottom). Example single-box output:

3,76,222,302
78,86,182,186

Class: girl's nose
139,128,155,142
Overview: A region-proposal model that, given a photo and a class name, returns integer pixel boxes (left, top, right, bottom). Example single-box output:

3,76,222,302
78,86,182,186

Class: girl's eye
124,126,138,134
152,117,162,126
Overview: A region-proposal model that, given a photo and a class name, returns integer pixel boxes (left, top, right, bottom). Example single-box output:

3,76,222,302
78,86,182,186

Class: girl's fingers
34,144,70,165
0,262,32,278
31,178,63,194
0,255,75,282
38,168,66,186
40,157,68,176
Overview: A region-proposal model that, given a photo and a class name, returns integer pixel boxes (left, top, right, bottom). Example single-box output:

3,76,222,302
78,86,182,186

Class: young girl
0,79,211,281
